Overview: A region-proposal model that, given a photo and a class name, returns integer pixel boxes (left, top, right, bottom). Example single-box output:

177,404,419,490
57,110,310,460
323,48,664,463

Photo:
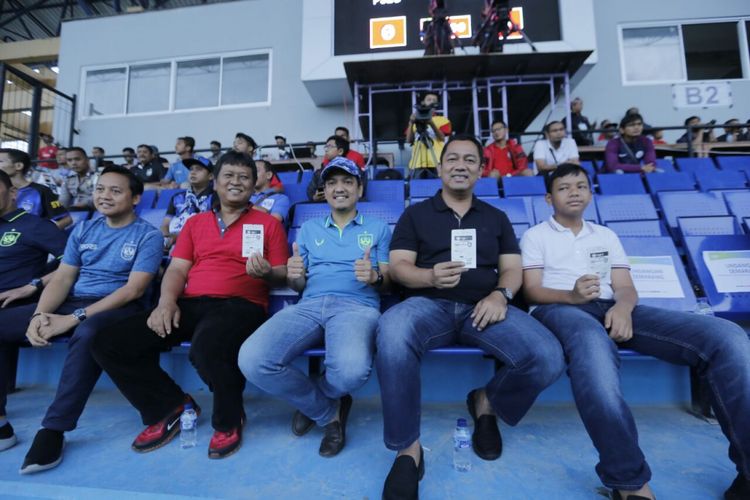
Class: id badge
451,229,477,269
242,224,264,257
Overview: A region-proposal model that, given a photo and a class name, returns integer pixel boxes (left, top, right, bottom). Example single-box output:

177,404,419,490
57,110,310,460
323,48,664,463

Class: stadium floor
0,388,736,500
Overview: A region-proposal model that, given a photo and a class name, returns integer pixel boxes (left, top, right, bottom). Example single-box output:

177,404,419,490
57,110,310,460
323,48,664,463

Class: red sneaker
208,427,242,459
132,395,200,453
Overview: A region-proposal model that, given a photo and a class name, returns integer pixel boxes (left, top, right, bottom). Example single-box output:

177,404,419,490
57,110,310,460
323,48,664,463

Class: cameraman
405,91,452,178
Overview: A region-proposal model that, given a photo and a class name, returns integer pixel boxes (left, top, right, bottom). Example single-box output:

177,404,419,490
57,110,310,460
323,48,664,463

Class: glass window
683,22,742,80
175,58,220,110
622,26,684,83
83,67,126,116
221,54,270,105
127,63,171,113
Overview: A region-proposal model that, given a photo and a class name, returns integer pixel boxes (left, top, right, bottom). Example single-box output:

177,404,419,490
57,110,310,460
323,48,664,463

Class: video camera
414,102,438,123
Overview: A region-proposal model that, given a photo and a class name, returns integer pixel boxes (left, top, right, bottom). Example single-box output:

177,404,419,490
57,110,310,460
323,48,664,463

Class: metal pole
68,93,77,147
501,83,508,135
28,85,42,159
367,85,374,177
472,78,480,141
563,72,571,133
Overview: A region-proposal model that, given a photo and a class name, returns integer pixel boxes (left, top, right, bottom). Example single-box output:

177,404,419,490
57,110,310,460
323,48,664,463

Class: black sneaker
20,428,64,474
725,473,750,500
0,422,17,451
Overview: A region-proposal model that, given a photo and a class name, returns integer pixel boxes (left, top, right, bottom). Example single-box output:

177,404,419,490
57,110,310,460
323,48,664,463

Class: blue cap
183,156,213,173
321,156,361,181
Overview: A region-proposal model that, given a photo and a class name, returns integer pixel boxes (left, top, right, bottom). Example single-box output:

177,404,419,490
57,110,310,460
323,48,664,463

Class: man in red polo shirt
482,119,531,178
92,151,288,459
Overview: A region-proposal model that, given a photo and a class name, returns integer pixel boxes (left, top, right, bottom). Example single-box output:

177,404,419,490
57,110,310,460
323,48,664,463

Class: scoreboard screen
333,0,561,56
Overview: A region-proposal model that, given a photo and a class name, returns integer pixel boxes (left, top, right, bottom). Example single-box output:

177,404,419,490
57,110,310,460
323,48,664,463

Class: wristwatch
373,269,384,287
72,308,88,323
29,278,44,292
494,287,514,301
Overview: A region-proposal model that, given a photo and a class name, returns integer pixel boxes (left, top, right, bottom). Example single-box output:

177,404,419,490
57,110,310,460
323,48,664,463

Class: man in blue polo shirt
250,160,290,223
239,156,391,458
162,136,209,188
0,165,162,474
160,158,214,251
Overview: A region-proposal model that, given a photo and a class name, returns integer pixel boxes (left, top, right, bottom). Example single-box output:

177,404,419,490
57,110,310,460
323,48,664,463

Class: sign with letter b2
672,82,732,109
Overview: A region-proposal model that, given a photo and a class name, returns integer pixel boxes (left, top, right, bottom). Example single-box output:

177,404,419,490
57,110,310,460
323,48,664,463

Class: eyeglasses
324,144,337,150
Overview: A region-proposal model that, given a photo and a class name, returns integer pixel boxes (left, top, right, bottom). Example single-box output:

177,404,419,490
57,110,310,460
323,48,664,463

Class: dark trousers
92,296,266,431
0,298,141,431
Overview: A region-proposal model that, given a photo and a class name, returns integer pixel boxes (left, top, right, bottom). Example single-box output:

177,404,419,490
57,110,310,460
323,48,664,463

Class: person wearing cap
265,134,291,161
239,156,391,458
251,160,290,223
160,158,214,251
162,136,209,189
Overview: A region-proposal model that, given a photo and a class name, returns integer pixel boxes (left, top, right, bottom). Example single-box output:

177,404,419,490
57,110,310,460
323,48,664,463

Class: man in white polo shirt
519,163,750,500
532,121,579,175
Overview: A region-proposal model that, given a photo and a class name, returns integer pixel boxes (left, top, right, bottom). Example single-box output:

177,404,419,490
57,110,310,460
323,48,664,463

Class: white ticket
451,229,477,269
242,224,264,258
586,246,610,281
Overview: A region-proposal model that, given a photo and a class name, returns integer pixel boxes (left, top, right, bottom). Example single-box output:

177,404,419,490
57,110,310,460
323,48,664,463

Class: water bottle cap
457,418,467,427
184,403,193,410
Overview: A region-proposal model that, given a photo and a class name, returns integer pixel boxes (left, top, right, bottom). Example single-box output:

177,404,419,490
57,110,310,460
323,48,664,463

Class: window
81,50,271,118
83,67,126,116
621,26,684,83
128,63,170,113
683,23,742,80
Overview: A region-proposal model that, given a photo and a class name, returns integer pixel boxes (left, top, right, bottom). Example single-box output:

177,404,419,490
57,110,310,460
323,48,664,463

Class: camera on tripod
414,102,438,123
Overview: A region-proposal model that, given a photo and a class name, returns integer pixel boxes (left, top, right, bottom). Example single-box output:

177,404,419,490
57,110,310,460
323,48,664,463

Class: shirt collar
431,189,480,213
1,208,26,223
192,186,213,197
547,215,593,237
324,211,364,228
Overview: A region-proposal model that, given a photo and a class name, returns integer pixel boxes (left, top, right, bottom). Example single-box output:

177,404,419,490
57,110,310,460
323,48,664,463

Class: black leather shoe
382,446,424,500
291,410,314,437
318,395,352,457
466,389,502,460
724,473,750,500
611,491,653,500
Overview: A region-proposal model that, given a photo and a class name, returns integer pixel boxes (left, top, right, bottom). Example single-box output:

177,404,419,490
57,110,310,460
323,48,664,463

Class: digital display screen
334,0,561,56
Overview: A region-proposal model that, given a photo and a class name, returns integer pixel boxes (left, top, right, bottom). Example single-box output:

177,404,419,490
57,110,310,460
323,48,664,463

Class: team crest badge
357,232,373,251
0,231,20,247
120,242,137,261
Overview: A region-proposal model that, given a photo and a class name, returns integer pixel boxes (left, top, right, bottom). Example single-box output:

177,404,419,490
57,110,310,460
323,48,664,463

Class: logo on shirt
0,231,20,247
80,243,97,251
121,242,137,261
357,232,373,251
20,200,34,212
314,238,325,247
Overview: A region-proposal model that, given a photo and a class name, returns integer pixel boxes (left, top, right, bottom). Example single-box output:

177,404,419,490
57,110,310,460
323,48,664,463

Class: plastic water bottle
453,418,472,472
694,298,714,316
180,403,197,449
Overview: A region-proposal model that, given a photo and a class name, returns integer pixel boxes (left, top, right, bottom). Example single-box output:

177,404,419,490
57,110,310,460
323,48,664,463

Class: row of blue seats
583,155,750,174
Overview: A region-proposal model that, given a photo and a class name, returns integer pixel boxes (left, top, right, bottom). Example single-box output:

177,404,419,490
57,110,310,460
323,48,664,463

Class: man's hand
471,291,508,332
641,163,656,173
26,314,50,347
571,274,600,304
0,284,37,308
312,189,325,202
354,247,376,284
431,261,467,289
37,313,78,341
246,253,272,279
287,243,306,281
604,303,633,342
147,301,181,337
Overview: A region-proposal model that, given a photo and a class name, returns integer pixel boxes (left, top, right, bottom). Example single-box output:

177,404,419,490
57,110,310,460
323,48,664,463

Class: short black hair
327,135,350,155
0,169,12,189
255,159,274,175
234,132,257,150
619,113,644,129
216,150,257,181
491,118,507,128
439,133,483,164
0,148,31,174
684,116,700,126
178,136,195,151
137,144,154,154
335,126,350,137
67,146,87,157
122,147,135,154
210,140,221,148
544,163,591,193
421,90,440,102
92,146,104,154
100,165,144,197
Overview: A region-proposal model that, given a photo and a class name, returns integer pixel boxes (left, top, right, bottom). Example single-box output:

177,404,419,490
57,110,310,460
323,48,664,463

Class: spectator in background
160,158,214,251
604,113,656,174
37,134,58,170
91,147,105,169
0,148,71,230
121,147,136,169
306,141,318,159
162,136,206,189
482,119,531,178
570,97,594,146
308,136,350,202
330,127,366,170
232,132,258,158
596,120,618,146
651,129,667,145
532,121,580,175
406,91,452,178
208,141,222,165
676,116,716,145
265,134,291,161
59,147,97,211
251,160,290,224
717,119,744,143
624,107,652,132
132,145,165,189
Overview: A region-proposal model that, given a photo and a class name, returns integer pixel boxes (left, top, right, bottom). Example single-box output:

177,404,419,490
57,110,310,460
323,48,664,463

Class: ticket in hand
242,224,264,258
451,229,477,269
586,247,610,281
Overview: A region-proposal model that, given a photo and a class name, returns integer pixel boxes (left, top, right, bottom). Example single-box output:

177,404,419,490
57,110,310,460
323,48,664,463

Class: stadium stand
644,172,696,194
597,173,647,195
595,194,658,222
715,155,750,173
605,219,668,237
658,191,729,230
365,180,406,204
675,157,717,173
501,175,546,197
694,169,748,192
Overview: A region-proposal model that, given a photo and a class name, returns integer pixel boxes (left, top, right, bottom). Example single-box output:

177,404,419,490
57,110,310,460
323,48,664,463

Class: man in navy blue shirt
0,166,163,474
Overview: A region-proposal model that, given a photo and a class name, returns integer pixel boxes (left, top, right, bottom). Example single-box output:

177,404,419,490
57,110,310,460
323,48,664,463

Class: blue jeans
238,296,379,425
532,300,750,490
376,296,565,451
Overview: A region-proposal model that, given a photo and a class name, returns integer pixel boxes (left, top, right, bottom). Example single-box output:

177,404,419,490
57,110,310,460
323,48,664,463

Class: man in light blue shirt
162,136,208,188
250,160,290,223
239,157,391,457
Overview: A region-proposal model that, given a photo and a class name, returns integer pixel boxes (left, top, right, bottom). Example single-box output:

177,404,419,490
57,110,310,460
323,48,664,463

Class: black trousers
92,296,266,431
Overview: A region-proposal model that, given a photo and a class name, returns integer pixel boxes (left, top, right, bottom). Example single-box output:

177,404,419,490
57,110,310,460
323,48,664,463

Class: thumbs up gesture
287,242,306,281
354,246,375,284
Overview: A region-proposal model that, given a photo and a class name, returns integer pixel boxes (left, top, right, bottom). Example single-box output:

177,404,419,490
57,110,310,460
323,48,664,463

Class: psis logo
357,232,373,251
0,231,20,247
370,16,407,49
121,242,137,261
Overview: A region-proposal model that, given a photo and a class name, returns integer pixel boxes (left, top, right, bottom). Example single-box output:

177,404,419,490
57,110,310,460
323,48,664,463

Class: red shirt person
482,120,531,178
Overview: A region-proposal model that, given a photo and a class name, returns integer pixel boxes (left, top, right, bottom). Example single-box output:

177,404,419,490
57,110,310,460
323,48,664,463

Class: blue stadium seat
658,192,728,230
139,208,167,229
683,235,750,320
694,170,748,192
366,180,405,203
715,155,750,172
135,189,157,212
654,158,676,173
606,220,667,237
745,217,750,233
532,196,598,223
155,188,181,209
677,215,742,237
284,183,309,205
299,170,314,185
595,194,658,222
292,201,403,228
501,176,546,197
675,157,717,174
474,178,500,198
619,237,697,311
597,174,647,195
484,197,533,238
580,160,597,177
409,179,442,199
723,191,750,221
276,171,299,185
644,172,696,194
